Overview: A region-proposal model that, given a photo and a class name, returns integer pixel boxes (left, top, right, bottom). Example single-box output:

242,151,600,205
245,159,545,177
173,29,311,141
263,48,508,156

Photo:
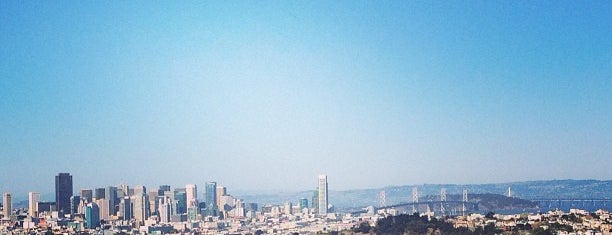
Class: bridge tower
412,187,419,214
440,188,447,216
462,189,468,216
378,190,386,208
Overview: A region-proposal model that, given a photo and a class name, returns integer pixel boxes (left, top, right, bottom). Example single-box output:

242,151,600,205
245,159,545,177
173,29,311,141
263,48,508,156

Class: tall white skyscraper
3,193,12,219
158,196,173,223
133,194,148,224
132,185,149,224
216,185,226,210
119,196,132,220
185,184,198,209
133,185,146,197
28,192,40,217
95,199,110,221
284,202,293,215
317,174,328,215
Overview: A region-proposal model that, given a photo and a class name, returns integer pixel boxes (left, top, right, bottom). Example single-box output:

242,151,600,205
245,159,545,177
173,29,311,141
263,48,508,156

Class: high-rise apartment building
216,185,226,209
158,196,173,223
119,196,132,220
118,185,130,197
185,184,198,210
95,198,110,220
94,188,105,200
85,202,100,229
186,184,198,221
3,193,12,219
70,195,81,215
133,194,148,224
134,185,146,196
298,198,308,210
80,189,93,202
133,185,149,224
311,190,318,213
28,192,40,217
284,202,293,215
37,202,53,213
78,198,87,214
173,189,187,214
158,185,171,196
205,182,217,216
55,173,73,213
317,174,328,215
105,186,117,216
148,191,159,215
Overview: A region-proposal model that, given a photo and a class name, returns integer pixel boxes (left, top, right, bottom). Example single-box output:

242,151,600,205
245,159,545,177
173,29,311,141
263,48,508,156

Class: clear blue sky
1,1,611,198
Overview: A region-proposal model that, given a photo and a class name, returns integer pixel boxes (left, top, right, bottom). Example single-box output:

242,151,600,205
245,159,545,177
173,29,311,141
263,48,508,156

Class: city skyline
1,172,611,233
1,1,611,197
5,174,611,204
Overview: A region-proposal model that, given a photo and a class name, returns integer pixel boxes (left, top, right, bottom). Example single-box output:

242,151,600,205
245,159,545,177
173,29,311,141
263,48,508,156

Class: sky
1,1,611,199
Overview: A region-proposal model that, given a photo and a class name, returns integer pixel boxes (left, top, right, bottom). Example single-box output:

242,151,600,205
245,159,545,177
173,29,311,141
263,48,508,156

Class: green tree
532,227,553,235
353,222,371,234
482,222,502,235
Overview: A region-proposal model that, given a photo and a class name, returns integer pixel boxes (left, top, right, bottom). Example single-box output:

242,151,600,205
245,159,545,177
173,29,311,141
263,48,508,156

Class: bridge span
531,198,612,211
379,200,479,215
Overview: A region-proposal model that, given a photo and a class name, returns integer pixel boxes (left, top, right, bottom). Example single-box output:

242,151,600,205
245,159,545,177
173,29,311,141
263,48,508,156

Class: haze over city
1,1,611,198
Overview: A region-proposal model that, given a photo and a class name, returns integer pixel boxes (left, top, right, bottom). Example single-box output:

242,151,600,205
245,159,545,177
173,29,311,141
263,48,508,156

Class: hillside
469,193,539,211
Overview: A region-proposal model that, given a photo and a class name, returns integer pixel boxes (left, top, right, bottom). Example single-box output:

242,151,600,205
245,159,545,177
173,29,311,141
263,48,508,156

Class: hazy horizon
1,1,610,198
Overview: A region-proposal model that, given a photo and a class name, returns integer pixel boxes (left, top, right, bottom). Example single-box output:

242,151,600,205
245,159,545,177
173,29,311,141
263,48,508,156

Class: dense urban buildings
3,173,612,235
94,188,105,200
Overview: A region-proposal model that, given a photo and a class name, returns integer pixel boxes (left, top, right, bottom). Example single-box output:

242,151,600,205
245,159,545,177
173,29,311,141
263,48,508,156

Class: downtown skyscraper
205,182,217,216
28,192,40,217
80,189,93,202
132,185,149,224
185,184,198,209
317,174,328,215
3,193,11,219
186,184,198,221
85,202,100,229
105,186,118,216
55,173,73,213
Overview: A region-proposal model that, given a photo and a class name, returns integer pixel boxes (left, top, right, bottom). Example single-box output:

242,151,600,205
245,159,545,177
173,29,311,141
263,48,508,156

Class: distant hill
468,193,539,211
236,179,612,211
